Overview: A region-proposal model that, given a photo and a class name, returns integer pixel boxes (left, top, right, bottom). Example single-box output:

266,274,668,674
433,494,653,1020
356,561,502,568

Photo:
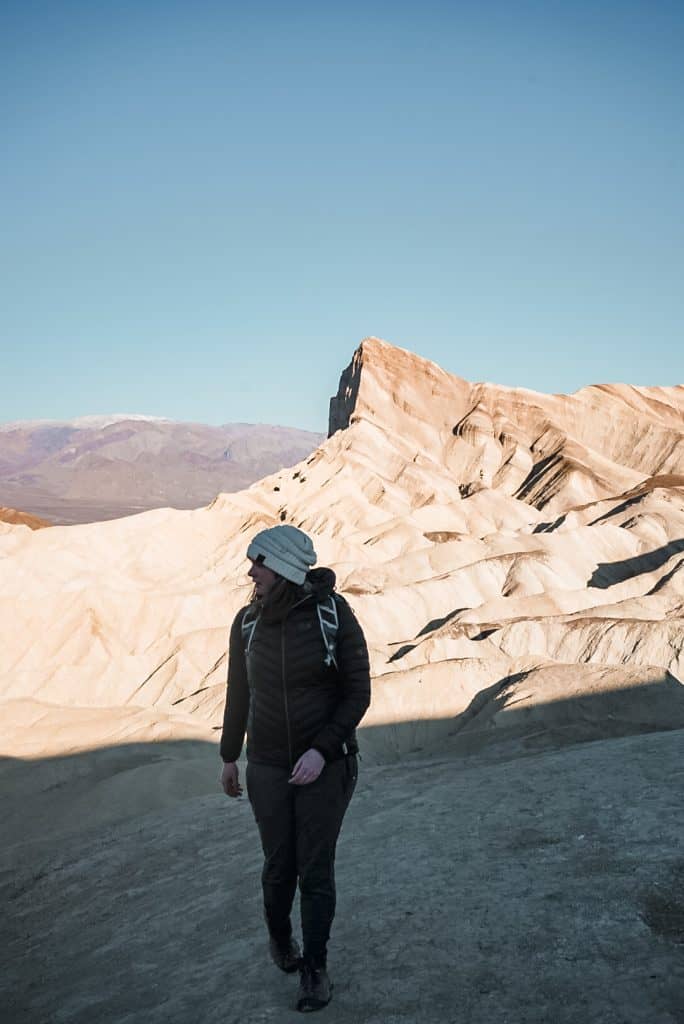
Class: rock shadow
359,671,684,764
587,538,684,589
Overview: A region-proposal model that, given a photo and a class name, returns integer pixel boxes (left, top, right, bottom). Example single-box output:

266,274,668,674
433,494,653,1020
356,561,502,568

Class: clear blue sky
2,0,682,432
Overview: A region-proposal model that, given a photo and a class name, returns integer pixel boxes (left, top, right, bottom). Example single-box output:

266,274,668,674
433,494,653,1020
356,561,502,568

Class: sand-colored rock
1,337,682,770
0,505,51,529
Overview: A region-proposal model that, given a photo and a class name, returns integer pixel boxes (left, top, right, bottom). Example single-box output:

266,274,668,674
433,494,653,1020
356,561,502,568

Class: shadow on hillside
359,670,684,764
388,608,469,662
3,674,684,865
587,478,684,528
587,538,684,589
514,452,560,504
0,737,219,870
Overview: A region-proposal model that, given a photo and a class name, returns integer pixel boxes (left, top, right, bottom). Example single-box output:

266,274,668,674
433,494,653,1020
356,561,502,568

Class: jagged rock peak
329,337,684,441
325,336,684,516
327,337,466,437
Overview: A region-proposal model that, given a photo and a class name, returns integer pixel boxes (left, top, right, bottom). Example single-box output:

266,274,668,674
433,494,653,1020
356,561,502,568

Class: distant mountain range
0,416,324,525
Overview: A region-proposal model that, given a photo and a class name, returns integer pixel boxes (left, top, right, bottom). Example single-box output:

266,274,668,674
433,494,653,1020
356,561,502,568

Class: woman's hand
289,748,325,785
220,761,243,797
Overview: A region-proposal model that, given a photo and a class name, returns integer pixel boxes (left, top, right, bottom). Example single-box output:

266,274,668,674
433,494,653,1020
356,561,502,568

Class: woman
220,525,371,1013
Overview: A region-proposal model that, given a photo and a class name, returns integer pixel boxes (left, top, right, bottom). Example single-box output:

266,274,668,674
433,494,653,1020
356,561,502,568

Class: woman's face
248,557,278,598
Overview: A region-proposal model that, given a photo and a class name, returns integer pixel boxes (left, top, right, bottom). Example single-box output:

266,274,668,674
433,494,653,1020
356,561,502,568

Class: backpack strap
240,605,260,655
317,595,339,670
241,596,339,670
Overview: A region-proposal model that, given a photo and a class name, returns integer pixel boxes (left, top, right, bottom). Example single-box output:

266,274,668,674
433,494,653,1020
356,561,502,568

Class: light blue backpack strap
317,595,339,670
240,605,260,655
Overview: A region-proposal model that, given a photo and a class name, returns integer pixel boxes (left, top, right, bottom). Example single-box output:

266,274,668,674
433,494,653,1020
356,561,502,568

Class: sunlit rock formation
1,337,683,767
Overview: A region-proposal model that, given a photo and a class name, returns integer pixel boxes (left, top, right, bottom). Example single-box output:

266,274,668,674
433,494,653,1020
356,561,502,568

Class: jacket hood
303,567,336,601
253,566,337,624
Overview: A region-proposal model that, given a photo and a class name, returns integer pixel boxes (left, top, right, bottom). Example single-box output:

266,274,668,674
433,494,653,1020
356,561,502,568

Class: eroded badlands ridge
1,337,683,779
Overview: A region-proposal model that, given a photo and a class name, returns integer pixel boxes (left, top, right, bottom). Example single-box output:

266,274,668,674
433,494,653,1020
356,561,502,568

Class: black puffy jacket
220,568,371,768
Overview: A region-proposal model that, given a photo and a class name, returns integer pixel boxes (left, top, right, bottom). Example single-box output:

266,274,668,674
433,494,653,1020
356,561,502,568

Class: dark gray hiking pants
246,755,357,964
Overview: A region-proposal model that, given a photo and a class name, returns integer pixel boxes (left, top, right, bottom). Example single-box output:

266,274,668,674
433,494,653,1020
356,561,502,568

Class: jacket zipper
281,619,293,771
281,594,313,772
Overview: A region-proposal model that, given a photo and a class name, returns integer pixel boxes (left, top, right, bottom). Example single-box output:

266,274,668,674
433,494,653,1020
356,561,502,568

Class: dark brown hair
251,575,304,622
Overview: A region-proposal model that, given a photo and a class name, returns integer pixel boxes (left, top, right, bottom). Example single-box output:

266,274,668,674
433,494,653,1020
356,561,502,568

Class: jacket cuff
220,744,242,763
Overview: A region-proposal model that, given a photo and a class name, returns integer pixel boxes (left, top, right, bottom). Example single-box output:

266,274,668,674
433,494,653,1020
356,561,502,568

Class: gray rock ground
3,729,684,1024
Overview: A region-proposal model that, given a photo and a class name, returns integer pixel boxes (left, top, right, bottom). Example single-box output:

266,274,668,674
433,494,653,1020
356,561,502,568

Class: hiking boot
269,935,301,973
296,961,333,1012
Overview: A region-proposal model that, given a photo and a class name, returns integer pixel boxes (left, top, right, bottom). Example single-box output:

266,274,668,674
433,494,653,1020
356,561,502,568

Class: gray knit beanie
246,525,317,585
